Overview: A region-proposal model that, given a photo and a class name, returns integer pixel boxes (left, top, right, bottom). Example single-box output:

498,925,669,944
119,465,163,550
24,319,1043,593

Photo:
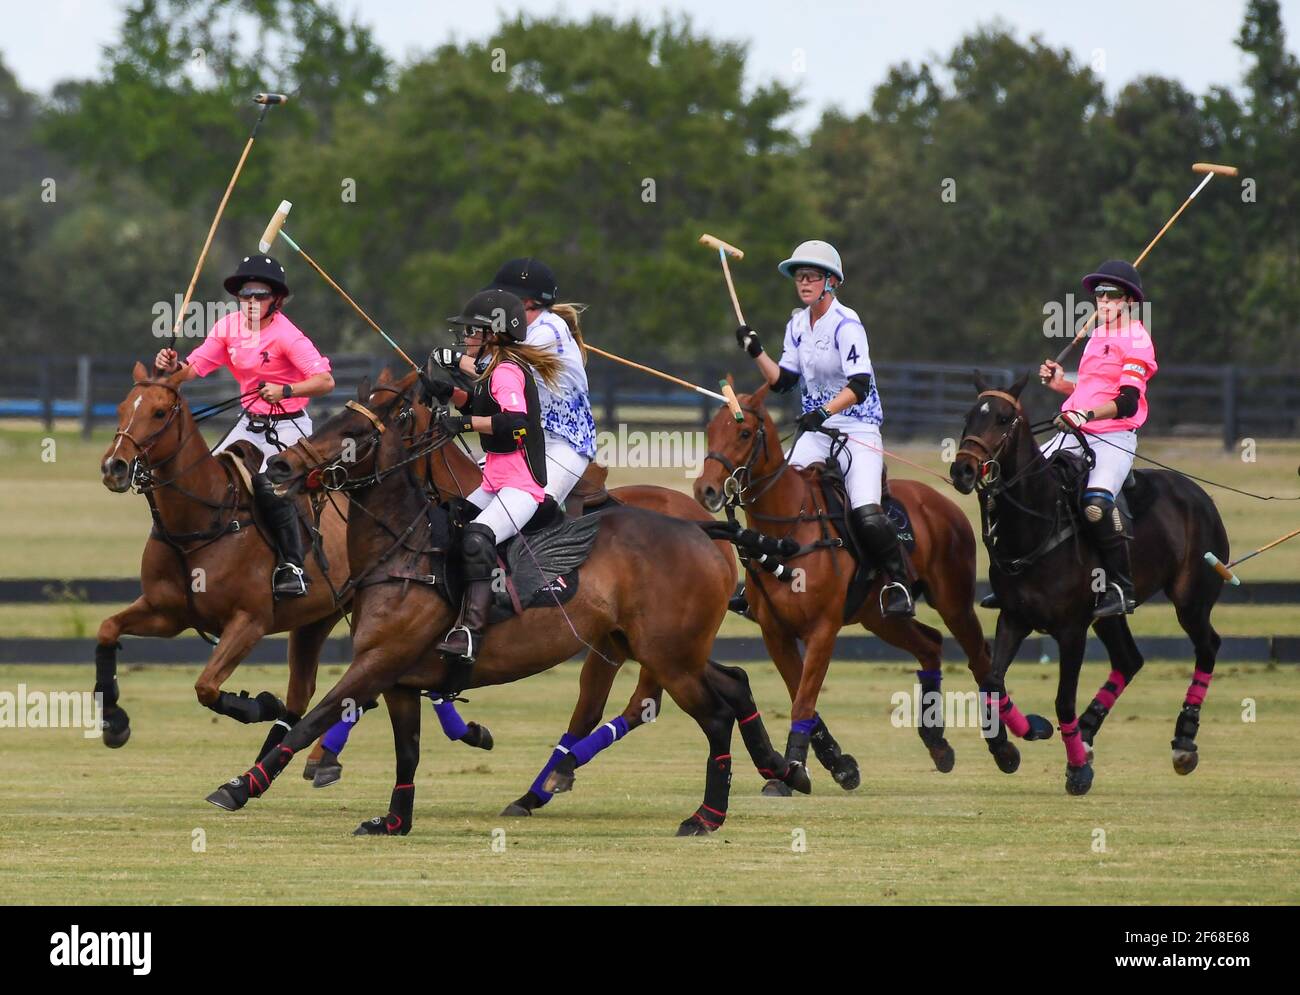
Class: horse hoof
543,768,575,794
929,742,956,774
500,801,533,818
312,762,343,789
205,779,247,812
302,759,319,780
832,753,861,790
353,815,407,837
1065,763,1094,796
1172,748,1199,775
783,760,813,795
1024,714,1054,741
461,722,494,751
992,741,1021,774
675,816,715,837
761,778,793,797
255,691,285,723
101,707,131,749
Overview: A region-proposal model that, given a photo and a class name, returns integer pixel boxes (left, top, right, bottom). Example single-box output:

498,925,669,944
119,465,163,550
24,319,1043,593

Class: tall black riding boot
435,522,497,693
253,473,309,599
1089,511,1136,618
850,504,915,618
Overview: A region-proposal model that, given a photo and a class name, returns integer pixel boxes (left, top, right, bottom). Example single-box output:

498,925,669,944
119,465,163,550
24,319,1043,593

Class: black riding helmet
224,254,290,298
448,289,528,342
487,257,557,306
1082,259,1143,303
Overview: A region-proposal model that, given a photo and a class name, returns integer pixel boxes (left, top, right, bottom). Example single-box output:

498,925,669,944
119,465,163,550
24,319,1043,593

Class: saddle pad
485,512,603,623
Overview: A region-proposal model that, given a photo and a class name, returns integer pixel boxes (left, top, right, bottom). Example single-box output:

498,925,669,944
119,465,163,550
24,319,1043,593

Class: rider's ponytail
549,302,588,365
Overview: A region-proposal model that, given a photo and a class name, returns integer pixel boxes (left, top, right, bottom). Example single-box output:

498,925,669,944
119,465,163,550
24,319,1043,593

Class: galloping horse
694,384,1004,787
204,370,809,836
950,372,1229,794
96,362,353,758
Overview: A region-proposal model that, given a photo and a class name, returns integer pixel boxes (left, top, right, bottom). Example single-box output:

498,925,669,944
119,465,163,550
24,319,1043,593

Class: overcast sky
4,0,1295,132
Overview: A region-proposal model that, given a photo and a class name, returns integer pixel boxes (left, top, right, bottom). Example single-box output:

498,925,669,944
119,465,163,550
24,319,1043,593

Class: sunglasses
793,269,826,284
237,289,274,301
1094,287,1128,301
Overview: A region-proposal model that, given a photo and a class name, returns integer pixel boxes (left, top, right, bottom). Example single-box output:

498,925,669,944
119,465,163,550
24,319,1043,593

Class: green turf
0,662,1296,905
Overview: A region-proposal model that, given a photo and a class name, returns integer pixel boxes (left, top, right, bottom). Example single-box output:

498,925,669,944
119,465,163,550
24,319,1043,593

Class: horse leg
310,699,379,788
869,615,956,774
502,637,625,816
661,668,739,837
1055,626,1093,795
194,611,276,725
982,610,1048,773
543,665,656,799
94,598,184,748
428,694,493,750
353,687,422,836
705,661,810,793
764,622,838,797
1170,601,1221,775
1081,616,1145,761
256,612,336,763
205,658,394,813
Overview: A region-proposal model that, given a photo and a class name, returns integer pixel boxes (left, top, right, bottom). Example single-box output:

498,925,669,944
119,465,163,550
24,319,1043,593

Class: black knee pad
461,523,498,581
1081,489,1122,536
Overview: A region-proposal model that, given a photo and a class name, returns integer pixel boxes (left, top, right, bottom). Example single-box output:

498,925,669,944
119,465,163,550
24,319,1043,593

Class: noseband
956,389,1026,492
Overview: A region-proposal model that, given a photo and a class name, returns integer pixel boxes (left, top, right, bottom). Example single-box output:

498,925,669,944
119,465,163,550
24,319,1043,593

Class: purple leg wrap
790,715,818,737
528,732,582,803
570,715,630,767
431,697,469,741
321,715,356,756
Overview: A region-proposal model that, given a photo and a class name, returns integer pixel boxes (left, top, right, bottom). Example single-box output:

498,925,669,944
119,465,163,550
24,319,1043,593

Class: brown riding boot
435,522,498,692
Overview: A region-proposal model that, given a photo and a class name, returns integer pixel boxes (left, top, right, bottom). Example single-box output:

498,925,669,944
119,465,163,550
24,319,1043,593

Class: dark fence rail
2,353,1296,447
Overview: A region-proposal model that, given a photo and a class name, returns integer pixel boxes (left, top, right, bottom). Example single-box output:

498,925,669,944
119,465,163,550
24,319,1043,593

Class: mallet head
1192,162,1239,177
699,233,744,259
253,93,289,105
259,201,292,254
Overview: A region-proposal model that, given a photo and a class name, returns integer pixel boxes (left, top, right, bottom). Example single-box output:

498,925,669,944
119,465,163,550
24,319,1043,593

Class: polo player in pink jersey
155,253,335,598
1040,259,1157,618
431,289,564,693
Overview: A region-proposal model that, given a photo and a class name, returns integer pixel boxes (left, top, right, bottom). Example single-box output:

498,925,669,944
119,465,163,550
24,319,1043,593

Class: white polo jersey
524,310,597,458
776,299,884,429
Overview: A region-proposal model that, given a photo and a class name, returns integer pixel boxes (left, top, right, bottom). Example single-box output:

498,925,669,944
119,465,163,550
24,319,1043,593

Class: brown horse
692,384,1013,788
203,370,809,835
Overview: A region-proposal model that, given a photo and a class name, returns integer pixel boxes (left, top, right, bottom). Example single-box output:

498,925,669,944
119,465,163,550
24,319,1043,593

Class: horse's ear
165,366,189,390
357,376,372,402
751,380,770,406
376,367,394,385
1009,369,1031,399
972,369,989,393
133,360,150,382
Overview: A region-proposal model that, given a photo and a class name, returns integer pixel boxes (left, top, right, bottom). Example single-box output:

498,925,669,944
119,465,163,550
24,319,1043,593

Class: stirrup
879,580,915,617
272,563,308,598
436,624,476,660
1092,582,1134,619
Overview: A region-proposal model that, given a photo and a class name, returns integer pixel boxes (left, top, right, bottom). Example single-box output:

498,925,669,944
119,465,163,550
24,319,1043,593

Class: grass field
1,662,1297,905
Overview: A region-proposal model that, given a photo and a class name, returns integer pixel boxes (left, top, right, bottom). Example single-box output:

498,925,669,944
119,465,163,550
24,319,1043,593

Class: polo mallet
169,93,288,349
259,201,420,372
1204,527,1300,586
1046,161,1239,380
699,233,746,325
584,344,744,421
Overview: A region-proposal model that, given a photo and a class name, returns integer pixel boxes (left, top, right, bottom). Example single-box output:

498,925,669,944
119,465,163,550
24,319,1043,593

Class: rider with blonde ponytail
434,290,562,688
433,259,596,504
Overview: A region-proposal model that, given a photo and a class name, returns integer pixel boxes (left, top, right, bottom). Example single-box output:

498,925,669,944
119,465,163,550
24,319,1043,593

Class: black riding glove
419,374,455,406
735,325,763,358
438,412,473,437
431,347,464,372
797,406,831,433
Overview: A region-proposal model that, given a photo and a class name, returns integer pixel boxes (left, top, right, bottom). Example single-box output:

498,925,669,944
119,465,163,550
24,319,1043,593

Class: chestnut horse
950,373,1229,794
203,370,809,836
693,384,1011,788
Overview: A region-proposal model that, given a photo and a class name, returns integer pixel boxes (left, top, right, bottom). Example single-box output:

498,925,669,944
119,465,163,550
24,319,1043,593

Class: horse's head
950,370,1031,495
100,361,191,492
264,368,427,496
694,381,780,513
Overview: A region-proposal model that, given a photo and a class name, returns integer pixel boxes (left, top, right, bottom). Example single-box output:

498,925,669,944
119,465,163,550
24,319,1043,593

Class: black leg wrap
809,716,861,789
688,754,732,831
94,642,121,708
1172,704,1201,751
355,784,415,836
916,674,948,748
207,743,294,811
784,729,811,766
255,711,299,762
737,714,783,778
213,689,284,724
1078,699,1109,746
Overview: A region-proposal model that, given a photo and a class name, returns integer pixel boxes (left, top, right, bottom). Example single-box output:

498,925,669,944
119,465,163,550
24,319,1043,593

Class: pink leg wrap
998,694,1030,738
1094,669,1128,711
1060,718,1087,767
1184,669,1213,707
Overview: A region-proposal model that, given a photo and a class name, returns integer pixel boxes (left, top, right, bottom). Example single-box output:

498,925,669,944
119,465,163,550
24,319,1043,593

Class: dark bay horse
96,362,352,759
949,373,1229,794
203,370,808,835
693,384,1003,789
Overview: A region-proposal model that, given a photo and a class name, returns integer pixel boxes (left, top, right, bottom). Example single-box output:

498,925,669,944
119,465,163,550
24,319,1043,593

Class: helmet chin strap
814,275,839,306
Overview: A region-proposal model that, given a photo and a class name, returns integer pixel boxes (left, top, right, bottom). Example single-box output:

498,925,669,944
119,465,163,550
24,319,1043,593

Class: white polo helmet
778,240,844,283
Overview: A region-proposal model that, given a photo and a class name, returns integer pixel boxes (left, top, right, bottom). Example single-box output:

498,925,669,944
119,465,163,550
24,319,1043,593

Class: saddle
802,460,918,623
564,461,612,517
1047,450,1156,534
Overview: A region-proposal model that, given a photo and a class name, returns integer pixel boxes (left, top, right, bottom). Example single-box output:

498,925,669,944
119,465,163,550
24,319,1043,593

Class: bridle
955,389,1027,493
704,405,790,509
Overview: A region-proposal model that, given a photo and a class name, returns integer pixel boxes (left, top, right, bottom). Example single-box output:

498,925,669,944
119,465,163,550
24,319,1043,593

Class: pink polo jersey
1066,318,1157,433
480,362,545,501
186,311,331,415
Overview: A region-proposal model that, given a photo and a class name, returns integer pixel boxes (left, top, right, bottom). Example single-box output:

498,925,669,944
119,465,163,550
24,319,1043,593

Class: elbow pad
773,367,801,394
490,412,529,437
847,373,872,405
1114,386,1139,419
